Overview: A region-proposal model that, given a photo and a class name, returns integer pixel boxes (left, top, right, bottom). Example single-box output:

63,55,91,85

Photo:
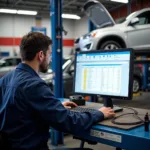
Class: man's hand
62,101,78,109
99,107,115,119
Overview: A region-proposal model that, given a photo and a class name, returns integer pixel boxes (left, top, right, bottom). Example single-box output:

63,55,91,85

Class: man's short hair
20,32,52,61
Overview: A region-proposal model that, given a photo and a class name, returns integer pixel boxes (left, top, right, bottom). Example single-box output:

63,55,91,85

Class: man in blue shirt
0,32,115,150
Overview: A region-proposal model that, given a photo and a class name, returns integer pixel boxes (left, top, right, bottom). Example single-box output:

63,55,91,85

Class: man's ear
37,51,44,62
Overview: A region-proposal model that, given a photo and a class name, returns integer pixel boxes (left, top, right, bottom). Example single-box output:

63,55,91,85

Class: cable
111,107,144,125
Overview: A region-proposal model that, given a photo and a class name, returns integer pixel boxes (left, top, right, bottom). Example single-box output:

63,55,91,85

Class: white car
75,0,150,51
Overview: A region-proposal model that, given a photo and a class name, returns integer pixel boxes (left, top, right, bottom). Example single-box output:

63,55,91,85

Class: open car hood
83,0,116,28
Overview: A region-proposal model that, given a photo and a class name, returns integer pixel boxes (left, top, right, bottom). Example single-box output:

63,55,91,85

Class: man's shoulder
0,70,15,84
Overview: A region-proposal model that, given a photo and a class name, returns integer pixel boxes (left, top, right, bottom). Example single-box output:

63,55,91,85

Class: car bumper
75,37,99,51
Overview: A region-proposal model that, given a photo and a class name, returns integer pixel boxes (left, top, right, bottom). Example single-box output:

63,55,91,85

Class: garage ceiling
0,0,127,16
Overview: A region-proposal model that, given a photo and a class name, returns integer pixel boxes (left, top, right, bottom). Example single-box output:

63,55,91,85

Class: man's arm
26,82,104,135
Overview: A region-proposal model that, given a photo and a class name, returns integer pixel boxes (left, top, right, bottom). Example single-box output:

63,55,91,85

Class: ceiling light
17,10,37,15
111,0,128,3
0,9,17,14
62,14,81,20
0,8,37,15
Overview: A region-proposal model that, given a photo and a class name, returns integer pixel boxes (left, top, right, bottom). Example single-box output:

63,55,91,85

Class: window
16,58,21,65
136,11,150,25
5,59,15,66
0,61,7,67
0,58,21,67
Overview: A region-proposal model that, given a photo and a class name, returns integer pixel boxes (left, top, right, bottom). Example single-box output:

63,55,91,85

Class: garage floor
48,92,150,150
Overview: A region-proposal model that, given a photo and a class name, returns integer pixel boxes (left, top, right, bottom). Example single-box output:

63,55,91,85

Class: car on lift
75,1,150,51
74,0,146,93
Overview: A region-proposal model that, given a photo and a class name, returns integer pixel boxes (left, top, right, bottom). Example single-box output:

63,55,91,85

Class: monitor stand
103,97,123,113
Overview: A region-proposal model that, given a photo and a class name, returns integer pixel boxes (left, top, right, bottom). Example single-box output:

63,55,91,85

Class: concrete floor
48,92,150,150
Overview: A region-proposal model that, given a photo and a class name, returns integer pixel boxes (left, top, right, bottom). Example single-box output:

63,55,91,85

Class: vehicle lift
50,0,64,146
134,50,150,91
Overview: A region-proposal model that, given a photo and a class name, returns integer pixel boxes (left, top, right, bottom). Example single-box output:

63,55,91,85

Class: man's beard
39,59,50,73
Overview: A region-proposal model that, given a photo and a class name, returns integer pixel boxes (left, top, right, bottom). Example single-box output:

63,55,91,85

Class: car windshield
116,12,137,24
0,60,6,67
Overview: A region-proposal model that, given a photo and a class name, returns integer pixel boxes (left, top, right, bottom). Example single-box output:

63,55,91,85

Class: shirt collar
16,63,39,77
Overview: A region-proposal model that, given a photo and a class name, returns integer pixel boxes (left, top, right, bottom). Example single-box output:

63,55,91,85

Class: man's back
0,63,105,150
0,63,50,150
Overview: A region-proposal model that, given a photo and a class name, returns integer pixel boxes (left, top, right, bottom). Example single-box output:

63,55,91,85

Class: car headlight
83,33,91,39
82,31,98,39
90,31,98,37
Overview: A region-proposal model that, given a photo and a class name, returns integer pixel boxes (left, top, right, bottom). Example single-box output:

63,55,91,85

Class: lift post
50,0,64,145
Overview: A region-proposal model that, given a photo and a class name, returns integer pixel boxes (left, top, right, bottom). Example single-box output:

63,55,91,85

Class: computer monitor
73,49,134,109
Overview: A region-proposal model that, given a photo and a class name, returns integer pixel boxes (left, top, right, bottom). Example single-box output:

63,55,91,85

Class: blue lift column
50,0,64,145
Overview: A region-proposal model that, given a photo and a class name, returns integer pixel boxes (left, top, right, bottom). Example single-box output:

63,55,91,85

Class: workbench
59,98,150,150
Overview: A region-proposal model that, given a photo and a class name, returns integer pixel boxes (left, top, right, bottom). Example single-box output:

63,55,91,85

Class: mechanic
0,32,115,150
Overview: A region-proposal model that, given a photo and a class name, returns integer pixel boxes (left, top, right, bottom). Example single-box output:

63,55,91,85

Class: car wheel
133,77,140,93
100,40,121,50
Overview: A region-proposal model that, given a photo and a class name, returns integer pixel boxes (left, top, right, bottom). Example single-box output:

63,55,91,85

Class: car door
127,11,150,50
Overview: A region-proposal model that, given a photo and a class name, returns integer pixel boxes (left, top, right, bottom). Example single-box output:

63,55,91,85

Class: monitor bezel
73,49,134,100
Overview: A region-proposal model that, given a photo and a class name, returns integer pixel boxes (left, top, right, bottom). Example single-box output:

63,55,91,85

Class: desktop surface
58,98,150,150
70,102,148,130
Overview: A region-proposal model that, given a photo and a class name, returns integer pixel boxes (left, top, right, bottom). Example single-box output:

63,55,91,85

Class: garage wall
73,16,88,38
110,0,150,19
1,0,149,57
0,14,75,57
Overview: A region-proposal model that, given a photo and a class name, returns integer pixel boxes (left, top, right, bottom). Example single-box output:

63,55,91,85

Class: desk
85,124,150,150
59,98,150,150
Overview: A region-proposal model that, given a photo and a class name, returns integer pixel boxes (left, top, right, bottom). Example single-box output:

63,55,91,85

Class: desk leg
116,148,122,150
80,140,85,148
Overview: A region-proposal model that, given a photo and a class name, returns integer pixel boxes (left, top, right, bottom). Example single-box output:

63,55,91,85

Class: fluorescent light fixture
0,9,17,14
111,0,128,3
17,10,37,15
62,14,81,20
0,8,37,15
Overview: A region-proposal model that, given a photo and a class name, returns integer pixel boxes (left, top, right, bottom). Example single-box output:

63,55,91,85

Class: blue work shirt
0,63,104,150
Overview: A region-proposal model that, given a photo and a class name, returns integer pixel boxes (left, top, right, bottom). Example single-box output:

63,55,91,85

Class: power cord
111,107,144,125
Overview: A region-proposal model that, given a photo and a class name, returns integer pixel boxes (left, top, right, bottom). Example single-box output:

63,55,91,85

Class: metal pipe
128,0,132,14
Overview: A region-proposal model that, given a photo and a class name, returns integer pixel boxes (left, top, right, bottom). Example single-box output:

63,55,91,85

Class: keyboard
70,107,97,113
70,106,123,113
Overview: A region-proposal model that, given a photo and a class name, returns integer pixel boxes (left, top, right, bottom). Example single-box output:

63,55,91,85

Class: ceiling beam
12,0,22,7
0,3,43,10
22,1,49,6
63,0,77,8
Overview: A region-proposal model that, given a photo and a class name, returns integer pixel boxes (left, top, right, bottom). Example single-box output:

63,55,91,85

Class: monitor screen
74,49,134,99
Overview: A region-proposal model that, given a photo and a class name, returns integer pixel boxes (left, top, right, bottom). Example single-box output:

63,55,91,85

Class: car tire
133,77,140,93
100,40,122,50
